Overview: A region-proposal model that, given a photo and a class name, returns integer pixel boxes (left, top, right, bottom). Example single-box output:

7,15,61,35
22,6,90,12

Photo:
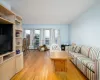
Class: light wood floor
11,50,88,80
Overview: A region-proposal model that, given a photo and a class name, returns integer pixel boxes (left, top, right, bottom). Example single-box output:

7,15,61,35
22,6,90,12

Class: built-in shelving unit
15,15,23,54
0,4,15,15
16,37,22,39
0,17,14,24
2,52,15,62
0,4,15,23
0,4,23,80
0,4,23,55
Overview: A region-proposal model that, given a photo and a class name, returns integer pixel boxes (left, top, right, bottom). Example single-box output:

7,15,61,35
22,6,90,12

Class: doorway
33,30,41,49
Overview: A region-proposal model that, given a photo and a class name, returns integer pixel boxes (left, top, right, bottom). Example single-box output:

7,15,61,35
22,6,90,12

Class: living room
0,0,100,80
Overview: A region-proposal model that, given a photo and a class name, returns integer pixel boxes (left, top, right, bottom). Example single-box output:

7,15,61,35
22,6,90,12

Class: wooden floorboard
11,50,88,80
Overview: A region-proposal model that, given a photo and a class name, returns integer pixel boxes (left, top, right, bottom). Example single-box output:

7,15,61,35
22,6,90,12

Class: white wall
23,24,69,44
70,1,100,47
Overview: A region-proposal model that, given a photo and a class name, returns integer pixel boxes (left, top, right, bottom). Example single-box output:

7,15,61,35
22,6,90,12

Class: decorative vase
16,32,20,37
16,49,20,54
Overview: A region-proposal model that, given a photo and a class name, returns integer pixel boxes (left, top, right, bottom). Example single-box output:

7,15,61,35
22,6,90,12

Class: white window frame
43,29,51,48
33,29,41,49
54,29,60,46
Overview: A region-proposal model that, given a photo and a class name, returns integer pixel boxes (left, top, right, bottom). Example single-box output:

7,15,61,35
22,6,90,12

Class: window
44,30,50,45
55,29,59,43
25,30,30,38
23,28,60,49
34,30,40,49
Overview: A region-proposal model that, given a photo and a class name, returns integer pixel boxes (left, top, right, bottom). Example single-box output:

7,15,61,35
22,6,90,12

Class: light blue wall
23,24,69,44
68,24,71,44
70,2,100,47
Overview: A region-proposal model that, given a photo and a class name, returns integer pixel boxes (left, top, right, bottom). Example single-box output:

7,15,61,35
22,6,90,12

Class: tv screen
0,24,13,54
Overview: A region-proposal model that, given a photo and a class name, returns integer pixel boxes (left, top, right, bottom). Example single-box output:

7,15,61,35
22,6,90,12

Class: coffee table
50,51,68,72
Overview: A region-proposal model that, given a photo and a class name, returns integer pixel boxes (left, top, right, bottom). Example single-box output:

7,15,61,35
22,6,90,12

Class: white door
44,29,51,48
24,30,31,48
24,30,30,38
33,29,41,49
54,29,60,45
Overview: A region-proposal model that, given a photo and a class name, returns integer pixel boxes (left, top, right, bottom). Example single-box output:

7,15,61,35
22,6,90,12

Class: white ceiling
6,0,96,24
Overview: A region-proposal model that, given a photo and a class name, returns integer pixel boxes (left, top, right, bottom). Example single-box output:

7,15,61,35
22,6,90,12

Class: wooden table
50,51,68,72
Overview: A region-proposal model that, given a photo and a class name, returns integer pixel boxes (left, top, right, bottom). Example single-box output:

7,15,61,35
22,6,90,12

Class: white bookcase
0,4,23,80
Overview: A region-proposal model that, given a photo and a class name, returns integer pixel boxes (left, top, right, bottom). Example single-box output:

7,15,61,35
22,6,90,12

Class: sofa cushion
69,50,84,59
72,53,85,58
77,57,95,72
72,45,77,52
89,47,100,61
71,53,86,65
87,62,95,72
69,51,76,57
69,51,73,54
68,46,73,51
81,46,91,57
65,46,69,51
74,46,81,53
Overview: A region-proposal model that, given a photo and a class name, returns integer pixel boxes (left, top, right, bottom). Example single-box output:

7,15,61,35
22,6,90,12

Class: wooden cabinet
0,57,16,80
0,53,24,80
16,53,23,73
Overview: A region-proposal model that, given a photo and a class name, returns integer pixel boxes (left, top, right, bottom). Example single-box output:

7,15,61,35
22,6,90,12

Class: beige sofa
66,45,100,80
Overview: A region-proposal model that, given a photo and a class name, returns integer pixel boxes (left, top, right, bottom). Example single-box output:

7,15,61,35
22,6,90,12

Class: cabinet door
16,53,23,73
0,57,16,80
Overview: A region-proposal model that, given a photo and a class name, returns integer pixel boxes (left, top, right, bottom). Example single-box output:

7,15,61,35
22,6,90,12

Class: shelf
0,17,14,24
15,15,22,25
15,29,23,32
0,51,15,57
0,57,3,64
16,15,22,20
15,19,20,22
16,45,22,47
16,37,22,39
3,53,14,62
0,51,15,64
0,4,15,15
15,19,21,24
16,52,23,56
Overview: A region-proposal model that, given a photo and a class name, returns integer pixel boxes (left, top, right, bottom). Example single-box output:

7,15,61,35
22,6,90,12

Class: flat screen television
0,24,13,54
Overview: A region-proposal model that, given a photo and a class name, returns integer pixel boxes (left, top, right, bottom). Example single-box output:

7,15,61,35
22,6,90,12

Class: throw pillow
72,45,77,52
75,46,81,53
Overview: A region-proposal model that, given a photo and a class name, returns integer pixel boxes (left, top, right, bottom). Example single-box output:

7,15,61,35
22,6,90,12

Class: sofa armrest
68,46,73,51
94,59,100,80
65,46,69,51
